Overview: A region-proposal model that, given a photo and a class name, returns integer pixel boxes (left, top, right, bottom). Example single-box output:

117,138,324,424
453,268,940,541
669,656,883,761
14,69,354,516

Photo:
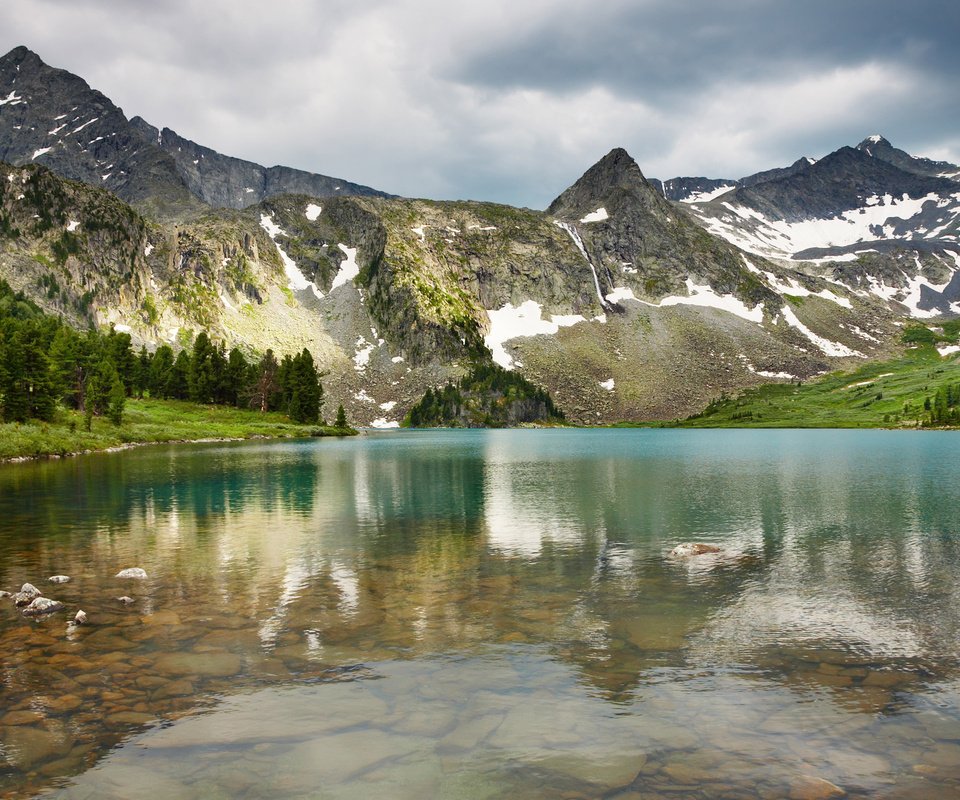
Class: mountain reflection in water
0,430,958,799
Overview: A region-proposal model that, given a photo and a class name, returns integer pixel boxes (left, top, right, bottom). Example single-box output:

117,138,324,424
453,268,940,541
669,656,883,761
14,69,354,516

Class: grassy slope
0,399,355,460
677,345,960,428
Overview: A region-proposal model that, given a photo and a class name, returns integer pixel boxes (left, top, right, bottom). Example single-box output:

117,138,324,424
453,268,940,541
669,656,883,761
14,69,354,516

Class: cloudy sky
3,0,958,208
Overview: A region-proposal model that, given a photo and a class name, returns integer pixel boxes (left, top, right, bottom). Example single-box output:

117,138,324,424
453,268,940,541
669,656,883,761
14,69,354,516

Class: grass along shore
677,344,960,428
0,398,356,461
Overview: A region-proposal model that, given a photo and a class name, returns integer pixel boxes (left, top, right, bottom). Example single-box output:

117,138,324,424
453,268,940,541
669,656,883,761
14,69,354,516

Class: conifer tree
149,345,175,398
107,371,125,425
135,345,151,399
48,326,87,409
189,331,216,403
166,350,191,400
288,349,321,423
223,347,249,407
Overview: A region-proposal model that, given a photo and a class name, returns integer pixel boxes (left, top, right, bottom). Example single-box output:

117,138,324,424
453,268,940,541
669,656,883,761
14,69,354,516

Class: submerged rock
670,543,722,557
0,590,10,598
115,567,148,579
788,775,845,800
116,596,136,605
48,575,71,584
21,596,65,616
12,583,42,606
73,609,88,624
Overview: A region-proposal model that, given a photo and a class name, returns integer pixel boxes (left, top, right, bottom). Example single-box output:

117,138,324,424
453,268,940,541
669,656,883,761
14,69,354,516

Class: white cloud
1,1,956,207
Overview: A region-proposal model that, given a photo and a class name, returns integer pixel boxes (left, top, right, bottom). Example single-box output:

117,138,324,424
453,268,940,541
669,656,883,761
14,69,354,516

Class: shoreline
0,398,358,464
3,420,955,465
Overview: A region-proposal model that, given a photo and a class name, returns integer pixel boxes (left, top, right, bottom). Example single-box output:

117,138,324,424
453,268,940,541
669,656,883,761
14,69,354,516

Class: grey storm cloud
454,0,960,102
2,0,958,209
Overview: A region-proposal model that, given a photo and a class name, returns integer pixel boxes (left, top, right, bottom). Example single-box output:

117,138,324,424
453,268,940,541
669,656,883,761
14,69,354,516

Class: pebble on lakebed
115,567,148,579
116,596,135,605
670,543,722,557
11,583,42,606
73,609,88,624
48,575,70,583
21,597,65,616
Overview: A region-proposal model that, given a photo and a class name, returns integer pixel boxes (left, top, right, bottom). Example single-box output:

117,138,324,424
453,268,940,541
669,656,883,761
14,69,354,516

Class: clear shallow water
0,429,958,798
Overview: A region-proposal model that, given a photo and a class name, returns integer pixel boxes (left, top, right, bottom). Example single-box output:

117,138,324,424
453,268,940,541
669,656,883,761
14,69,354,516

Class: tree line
405,362,564,427
0,279,327,426
924,382,959,425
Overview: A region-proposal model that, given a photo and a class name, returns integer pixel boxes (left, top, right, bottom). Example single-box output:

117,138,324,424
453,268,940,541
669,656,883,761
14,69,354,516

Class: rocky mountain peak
547,147,661,219
855,134,958,179
856,134,892,152
1,45,42,69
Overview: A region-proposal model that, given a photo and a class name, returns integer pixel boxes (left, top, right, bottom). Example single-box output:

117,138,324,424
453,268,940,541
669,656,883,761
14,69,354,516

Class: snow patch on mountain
580,207,609,223
305,203,322,221
353,337,376,371
330,244,359,291
695,193,945,260
680,185,737,204
754,266,852,308
606,287,638,303
485,300,588,369
781,306,863,357
260,214,323,299
658,280,765,324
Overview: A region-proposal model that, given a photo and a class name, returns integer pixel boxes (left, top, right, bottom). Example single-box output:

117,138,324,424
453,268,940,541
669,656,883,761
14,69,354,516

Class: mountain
0,46,388,218
664,136,960,319
128,119,388,210
0,46,950,426
855,134,960,180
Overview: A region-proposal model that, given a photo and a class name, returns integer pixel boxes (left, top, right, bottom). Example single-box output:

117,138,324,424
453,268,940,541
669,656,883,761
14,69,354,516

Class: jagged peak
1,45,45,70
547,147,657,216
581,147,646,183
857,134,892,151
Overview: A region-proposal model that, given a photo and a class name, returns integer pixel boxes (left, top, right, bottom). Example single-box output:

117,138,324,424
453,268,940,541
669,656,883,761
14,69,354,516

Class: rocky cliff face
130,119,389,210
0,47,390,219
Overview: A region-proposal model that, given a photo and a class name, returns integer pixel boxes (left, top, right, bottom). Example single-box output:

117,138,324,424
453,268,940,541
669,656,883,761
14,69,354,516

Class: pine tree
107,370,125,425
135,345,151,399
335,404,348,429
104,327,136,393
48,326,87,409
189,331,216,403
288,349,321,423
86,359,113,415
149,345,174,398
223,347,249,406
166,350,191,400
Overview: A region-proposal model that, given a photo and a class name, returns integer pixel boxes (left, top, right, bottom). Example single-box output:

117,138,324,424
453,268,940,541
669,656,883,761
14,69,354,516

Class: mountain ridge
0,46,391,218
1,45,955,429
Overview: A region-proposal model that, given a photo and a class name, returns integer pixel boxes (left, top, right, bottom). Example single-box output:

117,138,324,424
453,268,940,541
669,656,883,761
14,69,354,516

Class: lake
1,429,959,799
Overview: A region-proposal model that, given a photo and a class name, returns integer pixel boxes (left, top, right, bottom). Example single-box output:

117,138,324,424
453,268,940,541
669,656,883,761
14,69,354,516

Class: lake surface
1,429,959,799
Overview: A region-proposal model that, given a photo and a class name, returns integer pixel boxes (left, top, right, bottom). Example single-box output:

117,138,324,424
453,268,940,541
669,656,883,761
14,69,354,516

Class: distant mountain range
1,45,957,426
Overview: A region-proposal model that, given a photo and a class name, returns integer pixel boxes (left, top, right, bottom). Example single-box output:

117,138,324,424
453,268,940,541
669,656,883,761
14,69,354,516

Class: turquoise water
0,429,958,798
